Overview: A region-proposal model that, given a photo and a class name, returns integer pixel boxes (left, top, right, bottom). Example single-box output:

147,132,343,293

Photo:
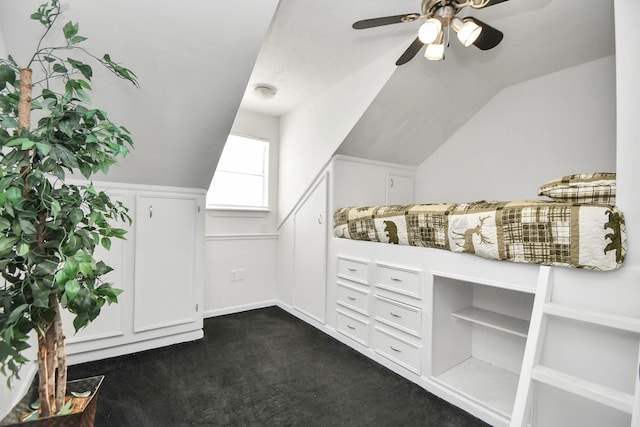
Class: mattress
333,200,626,271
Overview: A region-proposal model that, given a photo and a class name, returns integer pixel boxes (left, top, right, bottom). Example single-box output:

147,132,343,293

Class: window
206,134,269,210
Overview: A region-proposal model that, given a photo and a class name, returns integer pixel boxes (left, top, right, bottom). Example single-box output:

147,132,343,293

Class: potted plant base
0,376,104,427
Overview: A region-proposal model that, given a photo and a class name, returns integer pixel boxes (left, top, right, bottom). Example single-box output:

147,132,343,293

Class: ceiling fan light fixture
424,32,445,61
452,17,482,47
417,18,442,44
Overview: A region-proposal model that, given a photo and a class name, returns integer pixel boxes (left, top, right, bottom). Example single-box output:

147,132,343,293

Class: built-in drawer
336,309,370,347
375,263,422,299
373,326,421,374
374,295,421,338
337,256,369,284
337,282,370,316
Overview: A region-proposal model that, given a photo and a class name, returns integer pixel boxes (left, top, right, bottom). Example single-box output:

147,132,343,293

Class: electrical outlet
238,268,246,281
230,269,238,282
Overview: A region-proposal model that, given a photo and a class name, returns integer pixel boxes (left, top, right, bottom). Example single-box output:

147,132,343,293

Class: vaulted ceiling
0,0,279,189
243,0,615,166
0,0,615,188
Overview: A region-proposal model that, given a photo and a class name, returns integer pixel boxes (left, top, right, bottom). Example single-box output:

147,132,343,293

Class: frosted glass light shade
452,18,482,47
418,18,442,44
424,42,445,60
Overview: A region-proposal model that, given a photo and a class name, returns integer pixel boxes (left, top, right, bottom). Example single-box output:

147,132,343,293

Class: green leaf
0,236,18,255
0,64,16,90
19,219,37,235
31,285,50,308
69,208,84,225
63,21,78,39
78,261,94,277
33,259,59,277
21,139,35,150
70,35,88,45
101,237,111,250
7,304,29,325
6,187,21,204
52,63,68,74
67,58,92,80
75,88,91,103
57,398,74,415
23,410,39,421
5,137,33,148
35,142,52,155
51,200,61,218
65,279,81,302
17,243,30,257
71,390,91,398
0,217,11,231
28,398,41,410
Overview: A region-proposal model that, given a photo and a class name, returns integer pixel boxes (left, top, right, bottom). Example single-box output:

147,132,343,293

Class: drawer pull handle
390,277,402,282
347,325,356,330
390,312,402,318
348,296,357,301
348,267,357,272
390,346,402,353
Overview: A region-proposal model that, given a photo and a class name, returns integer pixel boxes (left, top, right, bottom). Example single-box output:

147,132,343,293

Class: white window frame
206,134,269,211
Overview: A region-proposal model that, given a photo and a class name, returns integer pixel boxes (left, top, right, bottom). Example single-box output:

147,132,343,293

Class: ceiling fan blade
485,0,509,6
395,37,424,66
353,13,419,30
468,17,504,50
480,0,509,6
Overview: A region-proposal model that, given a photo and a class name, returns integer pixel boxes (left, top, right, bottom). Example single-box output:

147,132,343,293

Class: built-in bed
328,173,628,425
333,173,626,271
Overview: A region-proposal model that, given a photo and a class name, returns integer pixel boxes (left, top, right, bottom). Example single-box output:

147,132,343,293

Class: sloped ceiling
337,0,615,165
242,0,615,166
0,0,616,189
0,0,279,189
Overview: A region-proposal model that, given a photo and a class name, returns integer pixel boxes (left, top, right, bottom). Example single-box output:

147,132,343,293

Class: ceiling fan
353,0,508,65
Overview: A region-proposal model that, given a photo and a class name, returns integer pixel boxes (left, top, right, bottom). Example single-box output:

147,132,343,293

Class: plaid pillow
538,173,616,205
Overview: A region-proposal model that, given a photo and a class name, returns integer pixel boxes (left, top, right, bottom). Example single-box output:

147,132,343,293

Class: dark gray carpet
68,306,489,426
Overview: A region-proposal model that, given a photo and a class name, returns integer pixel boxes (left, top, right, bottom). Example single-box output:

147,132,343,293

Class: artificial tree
0,0,137,419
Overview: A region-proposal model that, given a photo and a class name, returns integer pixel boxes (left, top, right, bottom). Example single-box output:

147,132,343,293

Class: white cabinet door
386,173,414,205
62,191,128,345
293,173,328,323
134,195,198,333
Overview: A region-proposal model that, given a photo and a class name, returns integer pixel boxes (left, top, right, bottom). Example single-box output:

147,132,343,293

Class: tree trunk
53,295,67,411
45,320,57,415
18,67,68,417
36,333,52,417
18,69,32,133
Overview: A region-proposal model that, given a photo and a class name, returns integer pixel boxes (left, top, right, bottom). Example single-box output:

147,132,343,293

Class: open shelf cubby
431,273,535,418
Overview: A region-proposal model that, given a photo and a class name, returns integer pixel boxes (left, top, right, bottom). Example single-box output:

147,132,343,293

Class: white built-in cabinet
385,173,414,205
134,194,200,333
431,272,534,419
292,172,328,323
62,182,205,365
329,238,540,427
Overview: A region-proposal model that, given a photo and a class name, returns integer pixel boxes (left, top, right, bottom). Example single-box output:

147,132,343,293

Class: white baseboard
203,300,278,318
66,329,204,366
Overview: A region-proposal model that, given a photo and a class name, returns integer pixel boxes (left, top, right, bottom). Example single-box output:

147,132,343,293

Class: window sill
206,207,271,218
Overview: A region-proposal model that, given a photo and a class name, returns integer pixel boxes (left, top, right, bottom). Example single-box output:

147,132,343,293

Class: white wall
415,56,616,203
0,24,5,57
203,109,280,317
277,48,399,227
615,0,640,268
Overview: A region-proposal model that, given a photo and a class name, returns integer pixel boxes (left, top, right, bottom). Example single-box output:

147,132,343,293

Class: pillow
538,173,616,205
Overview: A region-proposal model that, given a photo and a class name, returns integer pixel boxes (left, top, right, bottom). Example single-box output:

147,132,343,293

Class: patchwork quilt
333,200,626,271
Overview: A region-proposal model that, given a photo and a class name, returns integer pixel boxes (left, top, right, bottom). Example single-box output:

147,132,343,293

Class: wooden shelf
451,307,529,338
